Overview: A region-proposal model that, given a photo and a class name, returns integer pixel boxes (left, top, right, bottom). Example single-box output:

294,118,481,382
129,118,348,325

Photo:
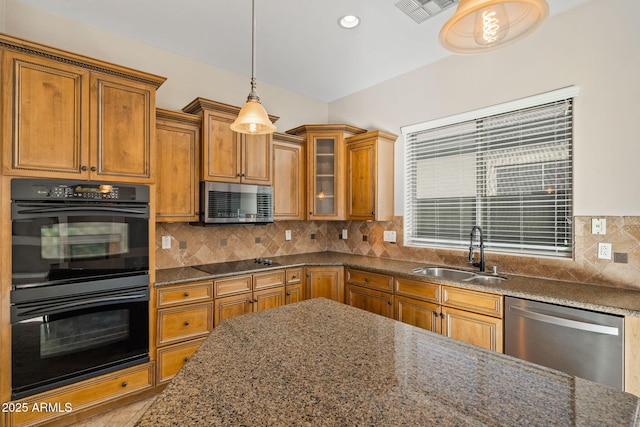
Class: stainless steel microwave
200,181,273,225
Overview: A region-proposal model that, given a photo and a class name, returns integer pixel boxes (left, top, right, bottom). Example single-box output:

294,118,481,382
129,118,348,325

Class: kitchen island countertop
136,298,640,426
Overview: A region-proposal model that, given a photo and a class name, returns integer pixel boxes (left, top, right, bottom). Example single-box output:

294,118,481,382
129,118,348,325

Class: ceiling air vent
395,0,457,24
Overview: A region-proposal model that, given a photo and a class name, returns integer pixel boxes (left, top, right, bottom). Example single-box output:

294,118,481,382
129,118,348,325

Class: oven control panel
11,179,150,203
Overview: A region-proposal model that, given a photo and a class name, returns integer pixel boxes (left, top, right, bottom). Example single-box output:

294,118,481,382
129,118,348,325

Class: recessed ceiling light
339,15,360,29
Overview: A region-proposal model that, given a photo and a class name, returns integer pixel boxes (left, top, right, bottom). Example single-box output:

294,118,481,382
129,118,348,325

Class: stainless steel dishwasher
505,296,624,390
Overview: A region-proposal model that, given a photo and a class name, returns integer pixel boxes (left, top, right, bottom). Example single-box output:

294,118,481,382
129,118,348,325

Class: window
403,87,577,258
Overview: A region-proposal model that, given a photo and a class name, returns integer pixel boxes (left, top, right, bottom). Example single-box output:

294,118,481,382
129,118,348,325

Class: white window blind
403,87,577,258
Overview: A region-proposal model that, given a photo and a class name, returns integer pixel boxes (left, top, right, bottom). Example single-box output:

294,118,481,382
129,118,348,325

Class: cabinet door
241,133,271,184
253,287,285,312
156,338,205,384
347,141,376,220
215,293,252,326
90,73,155,183
156,111,201,222
201,110,240,182
345,284,393,318
286,284,304,304
395,295,441,334
272,136,306,220
441,306,503,352
306,266,344,303
308,133,345,220
2,51,90,178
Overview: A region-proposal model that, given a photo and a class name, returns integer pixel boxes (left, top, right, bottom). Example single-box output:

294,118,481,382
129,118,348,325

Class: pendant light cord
249,0,258,99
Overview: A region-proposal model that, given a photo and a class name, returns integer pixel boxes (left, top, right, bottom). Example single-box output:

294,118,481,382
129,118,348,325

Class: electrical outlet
342,229,348,239
591,218,606,235
161,236,171,249
598,243,612,260
383,231,397,243
285,230,292,241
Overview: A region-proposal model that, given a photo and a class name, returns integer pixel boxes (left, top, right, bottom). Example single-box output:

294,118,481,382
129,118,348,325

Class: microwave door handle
16,293,148,318
15,206,148,215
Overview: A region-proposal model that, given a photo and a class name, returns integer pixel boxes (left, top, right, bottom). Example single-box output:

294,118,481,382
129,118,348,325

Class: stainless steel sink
464,275,507,285
412,267,476,281
412,266,507,284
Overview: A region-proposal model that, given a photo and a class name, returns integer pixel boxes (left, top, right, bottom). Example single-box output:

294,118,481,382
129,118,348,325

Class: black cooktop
192,258,281,275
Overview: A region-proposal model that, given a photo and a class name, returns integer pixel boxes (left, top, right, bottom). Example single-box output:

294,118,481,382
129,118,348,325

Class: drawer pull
291,275,297,279
184,292,190,297
184,320,190,326
121,381,128,388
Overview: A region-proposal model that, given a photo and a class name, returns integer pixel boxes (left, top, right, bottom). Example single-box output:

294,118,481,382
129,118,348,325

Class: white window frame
402,86,579,258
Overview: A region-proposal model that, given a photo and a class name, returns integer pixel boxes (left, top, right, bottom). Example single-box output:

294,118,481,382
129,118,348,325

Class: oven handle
12,290,149,322
14,205,149,216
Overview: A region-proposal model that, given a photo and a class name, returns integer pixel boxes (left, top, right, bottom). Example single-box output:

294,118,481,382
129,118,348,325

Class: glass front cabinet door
286,125,366,220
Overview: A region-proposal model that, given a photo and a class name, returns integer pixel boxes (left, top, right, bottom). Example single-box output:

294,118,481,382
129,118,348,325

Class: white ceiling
16,0,589,102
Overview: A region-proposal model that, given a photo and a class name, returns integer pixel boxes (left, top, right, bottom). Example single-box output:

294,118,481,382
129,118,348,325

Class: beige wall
4,0,327,131
329,0,640,217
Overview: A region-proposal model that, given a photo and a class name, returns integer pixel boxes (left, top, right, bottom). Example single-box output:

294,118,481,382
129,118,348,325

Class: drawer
157,302,213,345
346,269,393,292
286,268,303,285
395,277,440,303
214,275,252,297
156,338,205,384
157,281,213,307
9,362,154,427
442,286,503,318
253,270,286,290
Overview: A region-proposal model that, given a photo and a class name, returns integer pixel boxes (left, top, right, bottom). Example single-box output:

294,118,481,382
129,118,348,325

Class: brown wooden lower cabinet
6,363,154,427
213,270,288,326
395,277,504,352
442,306,503,351
156,339,206,384
395,295,441,334
345,284,393,318
305,266,344,302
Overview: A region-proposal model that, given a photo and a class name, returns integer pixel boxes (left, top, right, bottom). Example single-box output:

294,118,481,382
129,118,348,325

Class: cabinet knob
90,166,97,172
365,278,370,282
254,298,258,303
286,291,291,296
184,320,190,326
184,357,189,362
184,292,190,297
291,275,297,279
81,165,88,171
371,211,375,216
121,382,128,388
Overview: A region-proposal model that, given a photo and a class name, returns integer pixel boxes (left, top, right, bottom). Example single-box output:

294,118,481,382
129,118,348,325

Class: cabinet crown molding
0,33,166,88
182,97,280,123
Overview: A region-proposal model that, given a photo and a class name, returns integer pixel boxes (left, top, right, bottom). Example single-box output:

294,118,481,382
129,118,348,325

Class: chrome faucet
468,226,485,272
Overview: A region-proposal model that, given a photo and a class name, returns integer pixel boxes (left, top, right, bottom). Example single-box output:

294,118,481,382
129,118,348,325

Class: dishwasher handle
508,306,620,336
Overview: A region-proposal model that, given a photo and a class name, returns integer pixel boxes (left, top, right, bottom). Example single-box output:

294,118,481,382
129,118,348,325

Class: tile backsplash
156,216,640,291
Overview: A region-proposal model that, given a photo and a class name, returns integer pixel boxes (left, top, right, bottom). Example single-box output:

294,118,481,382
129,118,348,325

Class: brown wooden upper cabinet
286,124,366,220
272,132,306,220
156,109,201,222
182,98,279,185
1,36,165,183
345,130,397,221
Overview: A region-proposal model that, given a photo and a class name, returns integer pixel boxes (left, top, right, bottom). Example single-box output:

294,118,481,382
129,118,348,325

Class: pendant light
230,0,277,135
439,0,549,54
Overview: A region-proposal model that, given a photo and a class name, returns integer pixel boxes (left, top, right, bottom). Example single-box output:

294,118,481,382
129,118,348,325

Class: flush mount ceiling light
439,0,549,54
230,0,276,135
339,15,361,29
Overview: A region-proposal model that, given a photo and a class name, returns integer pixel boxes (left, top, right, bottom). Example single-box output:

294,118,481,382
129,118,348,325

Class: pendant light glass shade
230,0,276,135
439,0,549,54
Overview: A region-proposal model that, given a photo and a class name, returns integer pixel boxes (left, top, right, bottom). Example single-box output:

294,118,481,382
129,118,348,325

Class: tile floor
68,395,156,426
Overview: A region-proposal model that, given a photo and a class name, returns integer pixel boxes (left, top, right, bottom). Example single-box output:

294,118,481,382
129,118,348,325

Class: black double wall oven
10,179,150,400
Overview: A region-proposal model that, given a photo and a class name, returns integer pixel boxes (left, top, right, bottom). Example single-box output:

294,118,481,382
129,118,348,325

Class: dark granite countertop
136,298,640,426
155,251,640,317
